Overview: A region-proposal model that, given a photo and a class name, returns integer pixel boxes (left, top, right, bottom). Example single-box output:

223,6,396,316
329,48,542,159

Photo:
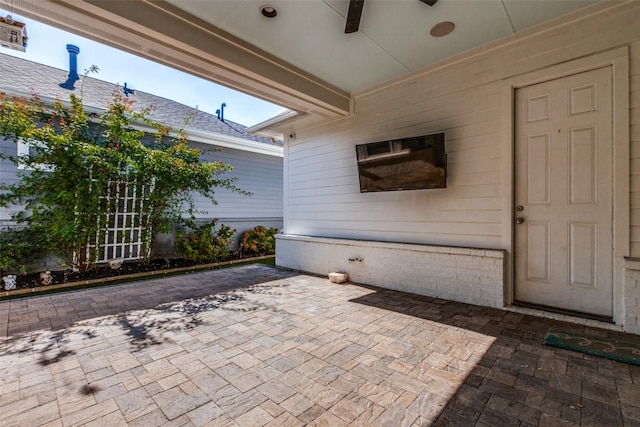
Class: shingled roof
0,52,281,146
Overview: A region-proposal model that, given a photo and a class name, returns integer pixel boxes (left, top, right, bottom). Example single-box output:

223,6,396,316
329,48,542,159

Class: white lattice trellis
84,177,154,264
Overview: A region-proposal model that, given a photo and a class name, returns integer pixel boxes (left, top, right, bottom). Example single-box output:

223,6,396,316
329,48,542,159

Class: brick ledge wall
276,234,505,308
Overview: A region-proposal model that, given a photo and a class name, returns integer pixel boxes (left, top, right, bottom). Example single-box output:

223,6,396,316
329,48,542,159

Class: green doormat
543,328,640,366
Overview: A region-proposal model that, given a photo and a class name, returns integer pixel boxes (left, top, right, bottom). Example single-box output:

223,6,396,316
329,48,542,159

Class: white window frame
16,139,53,172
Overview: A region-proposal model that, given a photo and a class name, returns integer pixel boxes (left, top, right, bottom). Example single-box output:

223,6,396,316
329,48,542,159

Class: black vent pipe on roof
59,44,80,90
216,103,226,122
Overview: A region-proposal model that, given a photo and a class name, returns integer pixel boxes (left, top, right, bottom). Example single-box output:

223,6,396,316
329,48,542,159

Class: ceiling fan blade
345,0,365,34
419,0,439,6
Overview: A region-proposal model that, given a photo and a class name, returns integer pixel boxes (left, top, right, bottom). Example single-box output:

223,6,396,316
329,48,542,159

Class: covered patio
1,265,638,426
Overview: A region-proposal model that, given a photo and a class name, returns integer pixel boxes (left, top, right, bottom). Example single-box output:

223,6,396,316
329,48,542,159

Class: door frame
501,47,629,325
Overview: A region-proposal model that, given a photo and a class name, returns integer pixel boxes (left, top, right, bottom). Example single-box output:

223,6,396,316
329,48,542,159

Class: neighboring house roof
0,52,282,149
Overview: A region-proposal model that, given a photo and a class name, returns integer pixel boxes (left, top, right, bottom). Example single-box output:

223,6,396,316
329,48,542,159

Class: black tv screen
356,132,446,193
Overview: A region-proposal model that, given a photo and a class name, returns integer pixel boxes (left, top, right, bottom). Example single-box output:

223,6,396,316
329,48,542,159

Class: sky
0,9,288,127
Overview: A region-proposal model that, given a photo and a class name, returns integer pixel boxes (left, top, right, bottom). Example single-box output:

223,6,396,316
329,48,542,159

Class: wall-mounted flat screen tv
356,132,446,193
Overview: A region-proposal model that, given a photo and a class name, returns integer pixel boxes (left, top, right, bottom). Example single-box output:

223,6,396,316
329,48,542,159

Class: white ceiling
165,0,598,94
10,0,604,131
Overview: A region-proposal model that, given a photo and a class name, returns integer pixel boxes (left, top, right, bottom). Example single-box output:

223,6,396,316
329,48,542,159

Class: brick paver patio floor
1,264,640,426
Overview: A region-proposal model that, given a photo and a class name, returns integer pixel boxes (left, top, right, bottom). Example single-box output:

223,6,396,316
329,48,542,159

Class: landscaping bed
3,253,275,298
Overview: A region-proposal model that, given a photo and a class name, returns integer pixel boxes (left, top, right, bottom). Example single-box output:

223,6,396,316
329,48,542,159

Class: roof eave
0,87,283,157
246,110,301,140
183,128,283,158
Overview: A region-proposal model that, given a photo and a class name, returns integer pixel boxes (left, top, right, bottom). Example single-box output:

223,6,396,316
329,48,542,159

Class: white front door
514,66,613,317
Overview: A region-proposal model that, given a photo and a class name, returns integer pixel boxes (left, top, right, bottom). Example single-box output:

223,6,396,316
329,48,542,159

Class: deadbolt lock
516,205,524,211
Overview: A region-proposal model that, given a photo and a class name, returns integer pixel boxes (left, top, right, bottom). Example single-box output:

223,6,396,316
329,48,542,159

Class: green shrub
0,227,45,275
0,91,248,271
239,226,277,257
175,220,236,262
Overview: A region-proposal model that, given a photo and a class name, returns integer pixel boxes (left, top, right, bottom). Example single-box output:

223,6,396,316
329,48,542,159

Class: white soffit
504,0,599,32
166,0,598,94
12,0,601,128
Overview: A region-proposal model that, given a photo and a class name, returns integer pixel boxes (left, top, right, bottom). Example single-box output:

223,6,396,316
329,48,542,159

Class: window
16,139,53,171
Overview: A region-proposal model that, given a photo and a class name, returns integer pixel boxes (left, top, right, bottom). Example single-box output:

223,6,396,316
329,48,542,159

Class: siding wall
194,142,283,222
0,139,282,222
1,137,283,257
285,82,503,249
0,138,22,226
279,1,640,329
154,143,284,255
285,2,639,252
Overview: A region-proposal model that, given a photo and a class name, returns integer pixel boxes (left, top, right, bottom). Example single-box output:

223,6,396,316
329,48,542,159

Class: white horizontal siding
286,116,503,247
0,137,283,225
0,138,21,223
192,143,283,220
285,1,640,254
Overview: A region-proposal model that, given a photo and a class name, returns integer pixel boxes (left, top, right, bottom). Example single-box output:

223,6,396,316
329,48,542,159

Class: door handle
515,217,525,224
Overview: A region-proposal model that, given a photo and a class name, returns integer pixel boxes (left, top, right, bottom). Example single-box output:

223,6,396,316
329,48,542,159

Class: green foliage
239,226,278,257
0,227,45,275
175,219,236,262
0,90,249,271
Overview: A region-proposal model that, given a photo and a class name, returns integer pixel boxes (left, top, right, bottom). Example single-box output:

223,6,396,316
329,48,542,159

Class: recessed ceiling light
430,21,455,37
261,5,278,18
